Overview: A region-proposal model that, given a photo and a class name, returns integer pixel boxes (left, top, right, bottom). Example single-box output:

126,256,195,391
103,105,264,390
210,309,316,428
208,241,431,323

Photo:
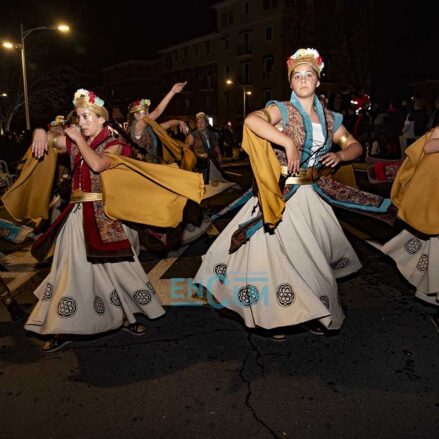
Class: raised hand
171,81,187,94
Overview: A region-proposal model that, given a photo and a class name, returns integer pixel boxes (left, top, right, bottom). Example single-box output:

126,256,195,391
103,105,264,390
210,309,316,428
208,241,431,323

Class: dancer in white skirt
25,89,165,351
195,48,391,339
382,124,439,331
185,112,239,199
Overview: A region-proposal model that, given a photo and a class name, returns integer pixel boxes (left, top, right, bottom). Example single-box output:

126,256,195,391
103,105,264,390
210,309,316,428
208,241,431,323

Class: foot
301,321,326,336
121,321,146,336
42,335,73,353
271,333,287,342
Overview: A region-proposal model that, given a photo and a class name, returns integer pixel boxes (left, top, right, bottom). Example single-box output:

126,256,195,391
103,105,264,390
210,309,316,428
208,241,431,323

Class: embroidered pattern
94,296,105,315
42,282,53,301
331,257,350,269
134,290,152,305
404,238,422,254
110,289,121,307
416,254,429,272
57,297,77,318
237,285,259,307
214,264,227,283
276,283,295,307
320,295,330,308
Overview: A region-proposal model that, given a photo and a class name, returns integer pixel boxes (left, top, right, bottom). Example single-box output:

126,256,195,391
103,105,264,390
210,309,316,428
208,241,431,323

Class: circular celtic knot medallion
214,264,227,283
276,283,295,307
331,257,350,269
109,290,121,307
404,238,422,254
237,285,259,307
320,295,330,308
42,282,53,301
57,297,77,318
185,223,196,232
134,290,152,305
416,254,429,272
94,296,105,315
145,281,157,295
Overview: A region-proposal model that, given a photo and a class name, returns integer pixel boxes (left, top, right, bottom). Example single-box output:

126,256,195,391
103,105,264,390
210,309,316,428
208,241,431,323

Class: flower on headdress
73,88,105,107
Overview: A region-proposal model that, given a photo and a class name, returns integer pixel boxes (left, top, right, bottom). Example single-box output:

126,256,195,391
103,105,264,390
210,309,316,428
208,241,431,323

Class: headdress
128,99,151,114
287,48,324,79
195,112,207,119
73,89,109,121
50,115,65,127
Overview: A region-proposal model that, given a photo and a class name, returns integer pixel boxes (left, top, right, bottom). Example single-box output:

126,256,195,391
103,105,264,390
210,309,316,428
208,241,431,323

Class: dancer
382,124,439,331
3,89,203,351
185,112,239,198
194,48,391,339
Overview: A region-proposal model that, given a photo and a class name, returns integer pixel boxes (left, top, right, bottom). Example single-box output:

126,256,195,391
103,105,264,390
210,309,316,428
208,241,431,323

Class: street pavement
1,163,438,439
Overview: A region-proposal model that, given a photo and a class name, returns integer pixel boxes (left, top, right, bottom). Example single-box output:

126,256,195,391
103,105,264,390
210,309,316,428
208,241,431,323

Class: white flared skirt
194,185,362,330
382,229,439,306
25,205,165,335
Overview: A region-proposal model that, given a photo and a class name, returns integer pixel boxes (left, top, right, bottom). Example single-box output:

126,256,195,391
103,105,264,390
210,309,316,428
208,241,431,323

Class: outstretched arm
148,81,187,121
244,105,300,174
160,119,189,134
424,126,439,154
31,127,67,158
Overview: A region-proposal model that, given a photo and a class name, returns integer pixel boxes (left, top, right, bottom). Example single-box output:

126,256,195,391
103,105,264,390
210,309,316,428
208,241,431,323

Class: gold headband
75,97,109,121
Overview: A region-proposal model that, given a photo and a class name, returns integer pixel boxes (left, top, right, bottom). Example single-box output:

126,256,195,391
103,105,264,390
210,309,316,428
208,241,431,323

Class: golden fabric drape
143,118,197,171
391,131,439,235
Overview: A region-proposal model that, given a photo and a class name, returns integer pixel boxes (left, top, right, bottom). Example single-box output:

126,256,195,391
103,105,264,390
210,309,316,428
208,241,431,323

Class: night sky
0,0,438,94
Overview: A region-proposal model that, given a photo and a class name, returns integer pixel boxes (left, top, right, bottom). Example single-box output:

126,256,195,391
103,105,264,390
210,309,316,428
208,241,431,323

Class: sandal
42,336,73,353
301,321,326,336
271,334,287,342
121,321,146,336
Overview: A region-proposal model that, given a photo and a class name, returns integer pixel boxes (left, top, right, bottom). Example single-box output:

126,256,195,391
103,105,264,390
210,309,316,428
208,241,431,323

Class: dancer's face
77,107,105,138
290,64,320,98
196,117,207,131
134,109,148,120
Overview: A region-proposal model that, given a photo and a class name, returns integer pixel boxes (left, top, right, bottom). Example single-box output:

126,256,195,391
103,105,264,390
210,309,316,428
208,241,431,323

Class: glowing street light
226,79,252,119
1,93,7,97
2,23,70,129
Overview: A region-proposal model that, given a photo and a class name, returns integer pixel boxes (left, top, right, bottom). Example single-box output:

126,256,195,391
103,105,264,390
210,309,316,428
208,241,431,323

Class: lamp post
226,79,252,119
2,23,70,130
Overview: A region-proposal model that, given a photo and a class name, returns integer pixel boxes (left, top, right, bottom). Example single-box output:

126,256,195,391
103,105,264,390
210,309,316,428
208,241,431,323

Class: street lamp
2,23,70,130
226,79,252,119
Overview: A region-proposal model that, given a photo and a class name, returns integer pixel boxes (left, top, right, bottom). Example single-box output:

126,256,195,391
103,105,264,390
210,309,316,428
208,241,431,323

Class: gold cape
143,118,197,171
391,131,439,235
241,125,284,229
2,148,204,229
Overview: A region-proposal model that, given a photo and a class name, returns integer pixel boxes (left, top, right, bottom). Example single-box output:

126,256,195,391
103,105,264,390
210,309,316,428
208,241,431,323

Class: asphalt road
1,164,438,439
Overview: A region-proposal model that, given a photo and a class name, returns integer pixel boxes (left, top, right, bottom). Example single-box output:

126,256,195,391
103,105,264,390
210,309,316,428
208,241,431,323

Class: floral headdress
72,88,108,120
50,115,65,127
129,98,151,114
287,48,324,79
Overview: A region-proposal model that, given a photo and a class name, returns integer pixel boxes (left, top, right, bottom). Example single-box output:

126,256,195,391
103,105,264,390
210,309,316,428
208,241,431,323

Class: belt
70,189,103,203
280,166,332,185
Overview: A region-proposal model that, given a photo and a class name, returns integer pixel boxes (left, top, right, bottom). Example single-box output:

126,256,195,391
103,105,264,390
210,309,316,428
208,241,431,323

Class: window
241,61,252,84
164,54,172,68
265,26,272,41
224,65,230,77
194,45,199,57
224,93,232,107
223,36,230,51
221,10,234,26
263,55,274,76
205,41,210,55
182,48,188,63
243,1,250,17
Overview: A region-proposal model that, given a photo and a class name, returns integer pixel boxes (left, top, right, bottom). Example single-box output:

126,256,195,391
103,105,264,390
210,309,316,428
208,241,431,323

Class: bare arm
160,119,189,134
424,126,439,154
148,82,187,121
244,105,300,173
31,127,67,158
64,127,122,173
321,125,363,167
